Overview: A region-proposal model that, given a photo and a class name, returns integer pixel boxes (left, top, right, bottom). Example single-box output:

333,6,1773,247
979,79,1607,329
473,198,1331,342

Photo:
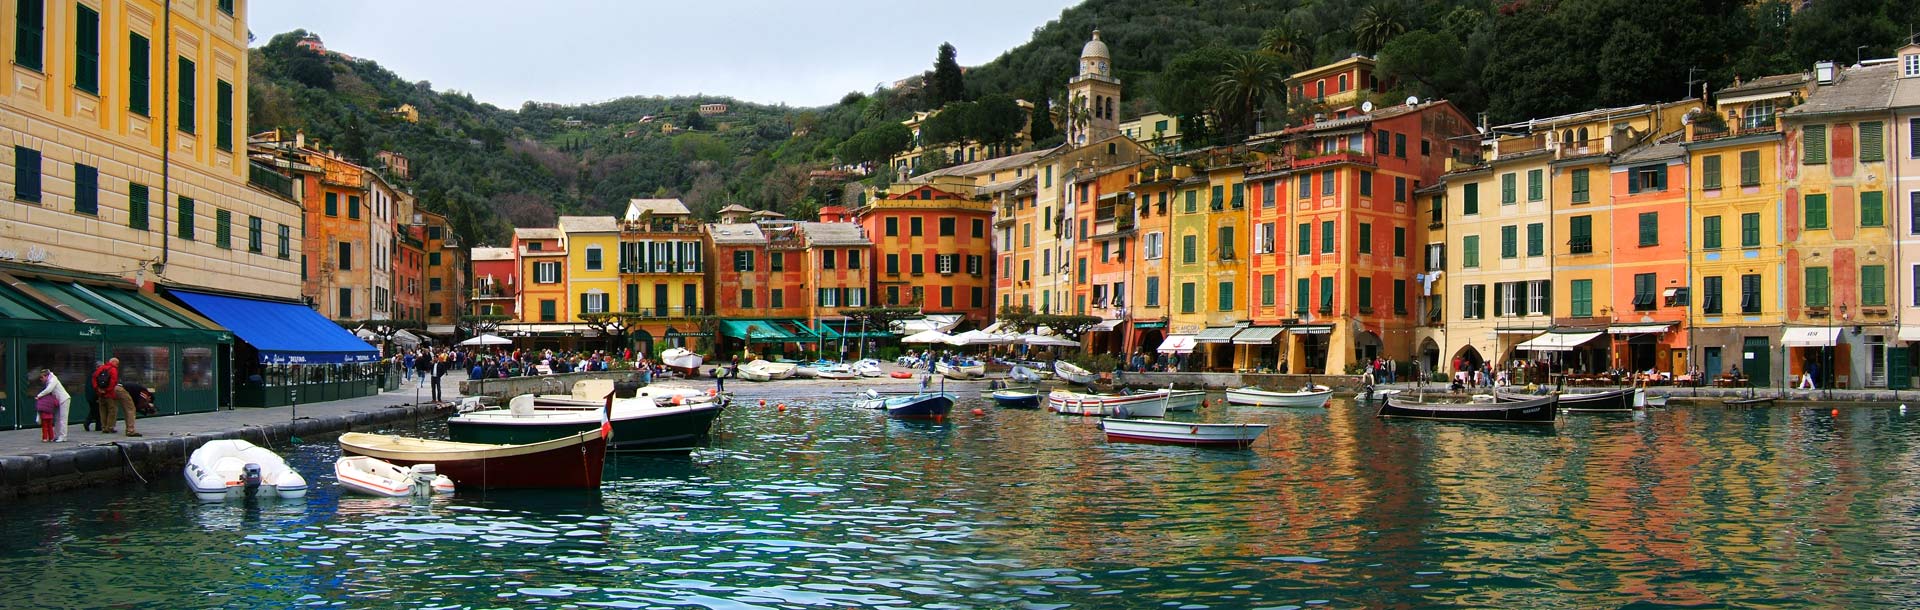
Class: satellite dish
1361,101,1374,113
1406,95,1420,106
1681,112,1693,125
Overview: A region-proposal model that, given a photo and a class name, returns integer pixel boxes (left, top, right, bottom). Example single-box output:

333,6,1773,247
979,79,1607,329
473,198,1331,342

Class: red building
468,247,517,319
858,177,997,327
705,210,815,359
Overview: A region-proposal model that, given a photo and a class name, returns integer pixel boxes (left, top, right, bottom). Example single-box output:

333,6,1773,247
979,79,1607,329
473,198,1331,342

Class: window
1218,281,1234,311
1528,280,1549,315
177,56,195,133
1633,273,1656,310
1741,212,1760,247
430,277,442,292
214,209,231,249
910,217,923,236
1146,277,1160,307
1913,192,1920,235
740,289,755,308
534,261,559,283
1320,276,1334,312
73,163,97,215
1358,223,1372,254
1629,165,1666,193
584,292,607,314
1321,169,1334,196
1702,276,1723,314
128,183,149,230
1571,169,1590,203
939,217,955,236
1357,278,1372,312
218,0,234,15
1863,265,1886,306
128,32,149,115
1572,279,1594,317
1910,54,1920,78
1180,282,1196,313
348,195,361,220
1463,284,1485,319
247,216,262,253
885,217,898,236
1806,194,1828,229
1741,274,1761,314
1262,180,1275,207
910,253,923,275
972,218,984,238
1394,176,1407,202
1145,231,1163,259
1501,172,1516,204
1703,215,1722,249
1394,227,1406,257
325,192,338,216
1295,278,1309,314
1805,266,1830,307
733,250,756,271
1183,234,1197,264
1570,215,1593,254
1638,212,1658,246
1463,235,1480,268
1500,225,1517,259
771,289,785,308
429,252,442,266
1860,121,1884,162
1298,174,1311,199
1804,125,1827,164
215,80,234,151
1296,224,1310,255
1862,191,1885,227
769,251,784,271
176,196,194,240
1218,226,1235,259
336,241,352,270
1739,150,1760,186
584,246,603,271
15,0,44,70
1526,223,1543,257
1463,183,1479,214
1359,171,1373,197
1394,279,1408,314
277,224,290,259
13,146,40,202
847,249,864,269
1526,169,1543,201
1259,274,1275,307
1321,220,1334,253
1395,133,1407,158
821,250,836,270
74,3,98,93
1702,155,1722,189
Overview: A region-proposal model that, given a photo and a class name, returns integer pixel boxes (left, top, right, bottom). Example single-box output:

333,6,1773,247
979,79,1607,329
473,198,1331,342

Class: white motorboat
1053,360,1098,385
1100,418,1268,448
1224,385,1334,408
335,455,455,497
184,439,309,502
852,359,885,377
660,347,703,373
1047,390,1169,418
816,363,857,379
737,360,796,382
451,386,728,451
1149,388,1207,411
790,364,822,379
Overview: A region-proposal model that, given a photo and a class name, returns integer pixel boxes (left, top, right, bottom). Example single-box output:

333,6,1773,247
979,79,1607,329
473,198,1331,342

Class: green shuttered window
1804,125,1827,164
128,33,149,115
1862,191,1884,227
1806,194,1827,229
74,3,99,93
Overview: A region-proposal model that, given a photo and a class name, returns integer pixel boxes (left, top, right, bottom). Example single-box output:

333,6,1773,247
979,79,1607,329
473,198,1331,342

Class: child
34,368,70,442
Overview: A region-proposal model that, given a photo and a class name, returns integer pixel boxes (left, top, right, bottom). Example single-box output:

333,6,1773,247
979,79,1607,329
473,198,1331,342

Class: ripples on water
1,395,1917,609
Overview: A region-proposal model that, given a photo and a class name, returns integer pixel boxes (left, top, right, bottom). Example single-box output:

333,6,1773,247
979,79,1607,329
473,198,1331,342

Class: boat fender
777,404,787,412
671,395,684,406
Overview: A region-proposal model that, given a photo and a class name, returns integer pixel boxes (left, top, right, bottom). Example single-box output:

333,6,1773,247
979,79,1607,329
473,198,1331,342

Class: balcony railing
620,220,704,234
248,162,296,200
621,305,702,318
619,262,703,274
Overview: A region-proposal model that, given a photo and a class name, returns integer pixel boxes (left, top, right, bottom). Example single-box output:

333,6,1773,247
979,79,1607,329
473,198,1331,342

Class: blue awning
170,290,378,364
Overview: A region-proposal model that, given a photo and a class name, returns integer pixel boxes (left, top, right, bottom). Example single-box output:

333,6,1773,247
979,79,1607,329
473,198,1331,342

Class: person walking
34,368,70,442
430,353,447,403
402,351,416,382
92,358,138,437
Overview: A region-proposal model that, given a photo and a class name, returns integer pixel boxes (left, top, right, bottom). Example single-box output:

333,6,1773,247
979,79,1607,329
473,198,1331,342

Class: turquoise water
2,395,1918,608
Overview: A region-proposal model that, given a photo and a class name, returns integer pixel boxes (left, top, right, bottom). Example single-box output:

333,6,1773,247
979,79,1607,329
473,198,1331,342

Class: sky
249,0,1082,109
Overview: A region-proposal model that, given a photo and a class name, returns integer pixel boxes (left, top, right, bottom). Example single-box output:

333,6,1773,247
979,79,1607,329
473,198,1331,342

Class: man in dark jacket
430,354,446,402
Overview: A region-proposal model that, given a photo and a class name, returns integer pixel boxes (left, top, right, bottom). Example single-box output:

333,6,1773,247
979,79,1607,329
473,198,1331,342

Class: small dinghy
1379,393,1558,423
1143,387,1206,411
335,456,455,497
1053,360,1098,385
1225,385,1334,408
184,439,308,502
991,387,1042,408
1100,418,1269,448
889,371,914,379
937,359,985,380
859,391,955,420
816,363,858,379
1008,365,1043,383
660,347,704,376
853,359,884,377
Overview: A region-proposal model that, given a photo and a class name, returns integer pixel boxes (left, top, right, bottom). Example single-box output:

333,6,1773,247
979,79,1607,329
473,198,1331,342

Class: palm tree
1259,23,1314,71
1211,53,1285,137
1353,1,1409,55
1055,91,1093,144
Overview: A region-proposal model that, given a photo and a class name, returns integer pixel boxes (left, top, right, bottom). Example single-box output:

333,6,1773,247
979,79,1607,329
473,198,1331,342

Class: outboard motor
613,380,642,399
409,464,439,498
241,463,264,497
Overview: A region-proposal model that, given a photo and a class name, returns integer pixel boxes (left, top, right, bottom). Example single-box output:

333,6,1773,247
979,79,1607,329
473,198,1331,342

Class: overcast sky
249,0,1081,109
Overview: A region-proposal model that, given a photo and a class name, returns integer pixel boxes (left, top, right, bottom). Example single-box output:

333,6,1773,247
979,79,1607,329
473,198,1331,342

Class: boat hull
1224,387,1334,408
1156,389,1206,411
449,401,724,452
1048,391,1169,418
340,431,608,490
1379,395,1558,423
991,390,1041,409
1054,361,1098,385
1100,419,1269,448
877,393,954,419
1501,387,1635,412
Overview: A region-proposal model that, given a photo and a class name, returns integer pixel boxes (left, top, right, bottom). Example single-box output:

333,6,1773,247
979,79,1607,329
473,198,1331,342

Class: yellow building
1439,127,1556,376
559,216,620,322
1190,149,1254,370
1285,55,1380,112
1412,184,1447,373
617,198,706,354
1118,112,1183,153
514,228,567,325
1124,162,1189,356
0,0,301,296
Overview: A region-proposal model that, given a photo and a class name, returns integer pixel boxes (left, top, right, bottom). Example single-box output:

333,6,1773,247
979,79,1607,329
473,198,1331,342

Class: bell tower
1066,30,1121,147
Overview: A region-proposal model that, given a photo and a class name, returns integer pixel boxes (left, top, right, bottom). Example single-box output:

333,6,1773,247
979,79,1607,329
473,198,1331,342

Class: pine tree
929,43,967,107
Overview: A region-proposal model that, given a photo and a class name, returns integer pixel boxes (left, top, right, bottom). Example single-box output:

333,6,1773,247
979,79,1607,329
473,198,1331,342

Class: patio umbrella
1018,333,1080,347
948,329,1012,346
901,329,955,344
458,333,513,346
391,329,423,348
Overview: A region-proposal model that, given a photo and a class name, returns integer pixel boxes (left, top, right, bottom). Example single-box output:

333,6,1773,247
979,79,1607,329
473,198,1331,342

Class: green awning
0,281,58,320
24,278,207,329
810,322,844,340
779,320,821,343
721,319,796,343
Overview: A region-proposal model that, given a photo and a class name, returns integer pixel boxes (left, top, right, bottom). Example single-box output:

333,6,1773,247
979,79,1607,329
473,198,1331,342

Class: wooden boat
335,456,455,497
660,347,704,376
1498,386,1635,412
339,430,609,490
937,360,984,380
1142,387,1206,411
991,388,1042,408
815,363,857,379
737,359,796,382
1053,360,1099,385
1099,418,1269,448
1047,390,1169,418
1224,385,1334,408
859,392,955,419
449,390,727,452
184,440,308,502
1379,393,1558,424
1725,396,1776,407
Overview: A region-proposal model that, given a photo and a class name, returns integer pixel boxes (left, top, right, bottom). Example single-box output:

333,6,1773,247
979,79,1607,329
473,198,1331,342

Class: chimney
1816,61,1836,84
295,130,306,148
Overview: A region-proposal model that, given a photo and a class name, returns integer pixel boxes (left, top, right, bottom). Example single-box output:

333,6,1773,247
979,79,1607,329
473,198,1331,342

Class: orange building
798,209,875,353
396,221,425,323
1123,163,1190,354
858,177,997,327
1077,162,1147,352
419,209,464,334
1608,138,1693,373
705,209,816,358
296,151,374,322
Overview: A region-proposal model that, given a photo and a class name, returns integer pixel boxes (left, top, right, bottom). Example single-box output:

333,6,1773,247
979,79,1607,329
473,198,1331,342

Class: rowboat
1725,396,1776,407
339,430,609,490
1379,393,1558,424
1008,365,1043,383
660,347,704,376
737,360,796,382
1099,418,1269,448
1047,390,1168,418
1500,386,1635,412
1224,385,1334,408
184,440,308,502
1355,387,1402,405
937,360,984,380
816,363,858,379
852,359,885,377
1642,394,1669,407
335,456,455,497
790,363,821,379
1054,360,1099,385
991,388,1042,409
859,392,955,419
1144,387,1206,411
449,389,727,452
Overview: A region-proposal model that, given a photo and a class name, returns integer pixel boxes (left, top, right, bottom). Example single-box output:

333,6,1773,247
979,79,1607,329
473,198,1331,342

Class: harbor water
1,392,1917,608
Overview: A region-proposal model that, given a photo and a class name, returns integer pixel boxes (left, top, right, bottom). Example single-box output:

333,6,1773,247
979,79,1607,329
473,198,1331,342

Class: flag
600,391,614,439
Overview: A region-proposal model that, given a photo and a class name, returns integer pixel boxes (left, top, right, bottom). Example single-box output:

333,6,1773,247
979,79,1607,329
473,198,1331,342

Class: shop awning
1194,325,1245,344
1516,331,1604,352
1289,324,1335,335
1608,323,1674,335
423,324,457,335
1089,319,1125,332
1782,327,1844,347
721,319,797,343
23,277,209,330
1157,335,1197,354
1900,327,1920,342
1131,320,1167,330
171,290,377,364
778,319,822,343
1232,326,1288,345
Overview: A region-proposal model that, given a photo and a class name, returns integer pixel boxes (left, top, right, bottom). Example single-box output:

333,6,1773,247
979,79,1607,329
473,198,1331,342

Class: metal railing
249,162,296,200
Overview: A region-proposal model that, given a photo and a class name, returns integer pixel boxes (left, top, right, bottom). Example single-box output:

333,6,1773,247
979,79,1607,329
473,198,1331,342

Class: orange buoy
1832,409,1840,416
971,408,985,416
777,404,787,412
758,399,767,406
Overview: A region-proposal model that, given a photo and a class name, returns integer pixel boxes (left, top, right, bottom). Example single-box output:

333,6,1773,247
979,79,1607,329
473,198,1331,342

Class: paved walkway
0,372,470,458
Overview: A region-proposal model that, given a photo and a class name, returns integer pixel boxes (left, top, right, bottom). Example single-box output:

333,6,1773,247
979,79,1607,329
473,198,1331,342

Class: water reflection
0,396,1917,607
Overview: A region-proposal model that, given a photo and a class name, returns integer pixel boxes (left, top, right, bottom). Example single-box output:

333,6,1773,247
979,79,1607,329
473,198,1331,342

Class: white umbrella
948,329,1012,346
901,329,955,344
391,329,423,348
1018,333,1080,347
458,333,512,346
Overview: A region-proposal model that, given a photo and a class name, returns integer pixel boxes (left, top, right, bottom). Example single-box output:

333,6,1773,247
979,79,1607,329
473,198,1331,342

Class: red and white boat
1100,418,1269,448
1047,390,1168,418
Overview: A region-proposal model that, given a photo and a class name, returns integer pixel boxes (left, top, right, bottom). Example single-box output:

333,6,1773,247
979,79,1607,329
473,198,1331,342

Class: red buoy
971,408,985,416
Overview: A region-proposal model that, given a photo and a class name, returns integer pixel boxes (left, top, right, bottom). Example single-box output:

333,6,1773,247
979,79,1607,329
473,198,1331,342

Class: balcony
1689,116,1780,142
1494,133,1547,158
248,162,296,201
1291,150,1373,170
623,305,703,319
620,219,704,235
619,261,703,275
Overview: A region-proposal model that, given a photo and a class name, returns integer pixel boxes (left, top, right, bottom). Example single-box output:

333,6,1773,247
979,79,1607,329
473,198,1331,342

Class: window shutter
1494,283,1506,317
74,164,98,214
1804,125,1827,164
1860,122,1884,162
128,183,149,230
129,33,150,115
